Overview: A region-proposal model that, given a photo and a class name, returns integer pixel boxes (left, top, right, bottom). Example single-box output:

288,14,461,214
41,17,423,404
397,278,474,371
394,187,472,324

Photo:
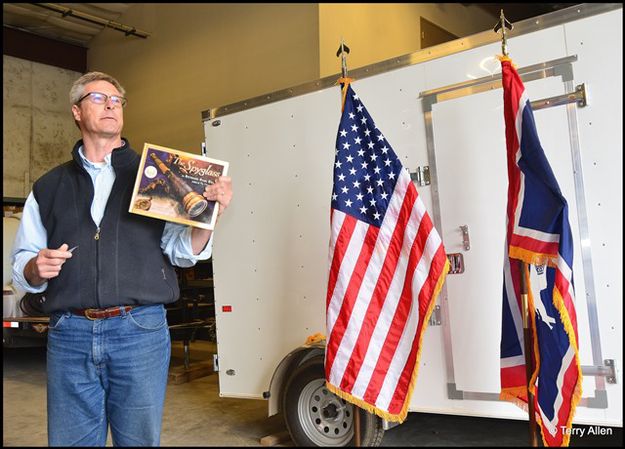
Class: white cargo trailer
202,4,622,446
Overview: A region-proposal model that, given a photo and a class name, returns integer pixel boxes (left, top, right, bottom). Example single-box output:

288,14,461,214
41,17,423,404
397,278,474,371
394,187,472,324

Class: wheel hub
298,378,353,445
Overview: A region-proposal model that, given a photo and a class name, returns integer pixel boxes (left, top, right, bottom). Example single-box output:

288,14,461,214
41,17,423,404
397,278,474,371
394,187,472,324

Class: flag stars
332,87,403,226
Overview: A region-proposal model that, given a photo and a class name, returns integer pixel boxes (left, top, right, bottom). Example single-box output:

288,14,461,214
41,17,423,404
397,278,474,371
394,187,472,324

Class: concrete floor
3,340,622,447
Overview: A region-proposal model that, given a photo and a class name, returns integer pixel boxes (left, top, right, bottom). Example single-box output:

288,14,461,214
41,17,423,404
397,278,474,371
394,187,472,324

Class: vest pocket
161,266,176,302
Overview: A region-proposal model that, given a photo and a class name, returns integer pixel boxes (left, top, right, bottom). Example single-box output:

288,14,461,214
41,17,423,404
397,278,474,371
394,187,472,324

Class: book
129,143,229,230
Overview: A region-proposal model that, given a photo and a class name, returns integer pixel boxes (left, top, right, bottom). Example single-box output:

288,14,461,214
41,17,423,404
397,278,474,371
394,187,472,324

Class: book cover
129,143,229,230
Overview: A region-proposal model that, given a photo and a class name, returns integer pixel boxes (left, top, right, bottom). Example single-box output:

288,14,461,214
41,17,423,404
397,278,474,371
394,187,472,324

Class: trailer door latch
447,253,465,274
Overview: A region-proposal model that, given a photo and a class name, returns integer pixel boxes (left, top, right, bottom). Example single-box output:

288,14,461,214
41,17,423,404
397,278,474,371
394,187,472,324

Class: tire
282,355,385,446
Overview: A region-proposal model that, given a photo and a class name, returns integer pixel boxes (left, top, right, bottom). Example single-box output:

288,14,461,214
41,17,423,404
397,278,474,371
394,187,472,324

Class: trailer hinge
531,83,588,111
582,359,617,384
460,225,470,251
410,166,430,186
428,304,441,326
213,354,219,372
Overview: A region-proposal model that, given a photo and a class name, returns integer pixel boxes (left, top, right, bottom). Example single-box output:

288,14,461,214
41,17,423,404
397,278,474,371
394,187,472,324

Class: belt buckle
84,308,100,320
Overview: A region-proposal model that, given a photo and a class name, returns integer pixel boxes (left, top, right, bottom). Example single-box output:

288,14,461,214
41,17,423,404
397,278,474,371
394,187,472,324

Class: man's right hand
25,243,73,287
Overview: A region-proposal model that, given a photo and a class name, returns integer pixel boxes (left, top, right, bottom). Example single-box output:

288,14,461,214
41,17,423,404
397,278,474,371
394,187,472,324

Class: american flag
499,57,582,446
324,82,449,422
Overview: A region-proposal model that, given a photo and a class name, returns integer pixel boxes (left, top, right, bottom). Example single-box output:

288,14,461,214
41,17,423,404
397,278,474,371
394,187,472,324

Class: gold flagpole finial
336,38,353,111
336,37,350,79
493,9,513,57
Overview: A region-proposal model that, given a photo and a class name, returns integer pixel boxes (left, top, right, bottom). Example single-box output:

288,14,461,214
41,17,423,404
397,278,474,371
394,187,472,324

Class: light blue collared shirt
11,146,212,293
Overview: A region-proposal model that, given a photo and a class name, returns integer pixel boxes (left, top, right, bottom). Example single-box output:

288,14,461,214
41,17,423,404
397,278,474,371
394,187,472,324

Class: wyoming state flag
499,56,583,447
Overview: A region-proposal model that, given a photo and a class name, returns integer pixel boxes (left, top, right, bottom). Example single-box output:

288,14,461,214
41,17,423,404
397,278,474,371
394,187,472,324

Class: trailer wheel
282,355,384,447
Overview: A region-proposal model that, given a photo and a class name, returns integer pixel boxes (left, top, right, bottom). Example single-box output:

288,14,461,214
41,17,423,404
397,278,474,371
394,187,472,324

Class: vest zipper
95,226,101,307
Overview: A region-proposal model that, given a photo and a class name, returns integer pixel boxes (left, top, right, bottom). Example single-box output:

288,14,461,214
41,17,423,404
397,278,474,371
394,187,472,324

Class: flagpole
495,10,538,446
519,261,539,447
336,38,361,447
338,37,349,78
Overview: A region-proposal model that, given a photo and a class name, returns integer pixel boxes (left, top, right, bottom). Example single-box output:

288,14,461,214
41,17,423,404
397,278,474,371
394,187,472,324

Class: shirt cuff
12,251,48,293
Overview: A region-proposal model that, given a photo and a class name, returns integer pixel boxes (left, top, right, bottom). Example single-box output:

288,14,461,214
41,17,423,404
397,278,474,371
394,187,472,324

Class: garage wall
86,3,320,156
2,55,82,198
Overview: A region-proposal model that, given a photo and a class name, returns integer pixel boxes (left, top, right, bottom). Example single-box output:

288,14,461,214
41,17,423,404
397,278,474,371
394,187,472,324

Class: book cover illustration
129,143,229,230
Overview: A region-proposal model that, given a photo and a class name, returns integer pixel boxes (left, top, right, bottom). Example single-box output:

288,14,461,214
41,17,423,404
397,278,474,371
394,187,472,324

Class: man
11,71,233,446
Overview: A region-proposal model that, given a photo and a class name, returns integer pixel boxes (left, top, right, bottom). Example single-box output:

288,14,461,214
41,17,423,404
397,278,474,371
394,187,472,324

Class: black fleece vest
33,139,180,313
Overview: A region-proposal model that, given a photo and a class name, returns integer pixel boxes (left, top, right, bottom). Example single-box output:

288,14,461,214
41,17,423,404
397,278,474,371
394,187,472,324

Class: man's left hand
203,176,232,216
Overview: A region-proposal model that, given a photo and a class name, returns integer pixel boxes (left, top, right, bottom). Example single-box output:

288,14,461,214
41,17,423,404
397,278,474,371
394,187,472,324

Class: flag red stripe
510,233,559,256
338,184,417,392
387,243,446,414
361,211,431,406
326,215,357,309
325,225,380,379
501,365,527,389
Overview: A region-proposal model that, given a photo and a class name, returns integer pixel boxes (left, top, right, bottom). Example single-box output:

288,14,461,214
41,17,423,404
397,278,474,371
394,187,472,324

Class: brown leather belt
71,306,134,320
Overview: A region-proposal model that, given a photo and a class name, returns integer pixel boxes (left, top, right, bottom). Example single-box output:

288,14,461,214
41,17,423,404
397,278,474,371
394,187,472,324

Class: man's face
72,80,124,138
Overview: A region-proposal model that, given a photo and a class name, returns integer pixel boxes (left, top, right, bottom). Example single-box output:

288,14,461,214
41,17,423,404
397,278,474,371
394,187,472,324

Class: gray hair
69,71,126,105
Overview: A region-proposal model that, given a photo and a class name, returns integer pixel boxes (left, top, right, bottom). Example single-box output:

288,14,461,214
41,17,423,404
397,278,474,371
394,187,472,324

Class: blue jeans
46,304,171,446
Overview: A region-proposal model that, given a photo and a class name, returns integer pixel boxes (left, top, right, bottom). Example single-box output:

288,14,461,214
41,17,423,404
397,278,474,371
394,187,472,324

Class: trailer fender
267,342,325,416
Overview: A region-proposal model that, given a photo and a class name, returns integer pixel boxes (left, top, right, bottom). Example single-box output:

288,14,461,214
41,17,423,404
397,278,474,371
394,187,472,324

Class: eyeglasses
77,91,127,108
